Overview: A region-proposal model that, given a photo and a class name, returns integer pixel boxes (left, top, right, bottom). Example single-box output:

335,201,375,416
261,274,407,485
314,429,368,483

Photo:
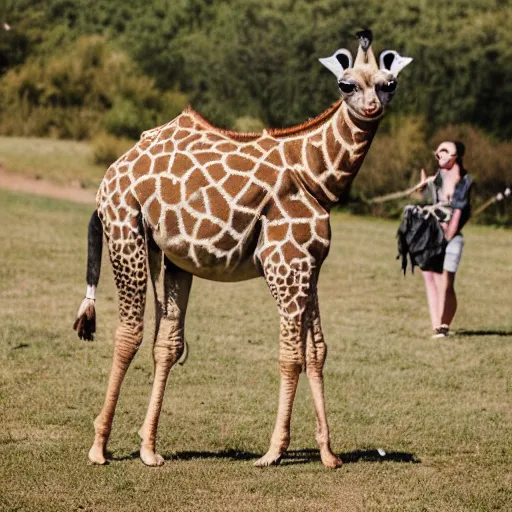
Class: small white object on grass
377,448,386,456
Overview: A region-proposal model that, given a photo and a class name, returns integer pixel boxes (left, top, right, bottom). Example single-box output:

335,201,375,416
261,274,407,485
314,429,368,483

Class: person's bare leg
422,270,440,329
440,271,457,327
432,271,446,328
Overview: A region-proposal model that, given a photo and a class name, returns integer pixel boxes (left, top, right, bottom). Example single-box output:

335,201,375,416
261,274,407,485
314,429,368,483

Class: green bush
105,99,149,139
232,116,265,133
91,132,135,167
0,36,188,140
354,115,430,200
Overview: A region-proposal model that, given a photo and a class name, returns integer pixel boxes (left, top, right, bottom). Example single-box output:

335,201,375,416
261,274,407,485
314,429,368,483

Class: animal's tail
73,210,103,341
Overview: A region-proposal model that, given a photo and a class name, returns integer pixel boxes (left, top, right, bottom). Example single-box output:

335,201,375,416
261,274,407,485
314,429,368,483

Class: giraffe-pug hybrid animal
74,30,412,468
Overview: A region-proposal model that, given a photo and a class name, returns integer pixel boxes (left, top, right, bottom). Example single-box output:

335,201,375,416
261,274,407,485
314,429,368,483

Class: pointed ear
379,50,413,77
319,49,353,79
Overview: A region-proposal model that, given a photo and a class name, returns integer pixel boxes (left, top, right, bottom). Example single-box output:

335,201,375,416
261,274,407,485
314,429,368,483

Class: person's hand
417,168,428,190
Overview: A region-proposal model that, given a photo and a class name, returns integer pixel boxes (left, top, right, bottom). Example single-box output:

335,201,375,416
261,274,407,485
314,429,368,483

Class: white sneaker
431,325,449,339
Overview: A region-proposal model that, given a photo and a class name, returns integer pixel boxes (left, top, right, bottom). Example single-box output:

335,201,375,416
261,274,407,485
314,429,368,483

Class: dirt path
0,166,96,204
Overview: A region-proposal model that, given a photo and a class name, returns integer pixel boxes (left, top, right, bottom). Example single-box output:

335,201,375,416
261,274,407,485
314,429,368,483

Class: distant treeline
0,0,510,223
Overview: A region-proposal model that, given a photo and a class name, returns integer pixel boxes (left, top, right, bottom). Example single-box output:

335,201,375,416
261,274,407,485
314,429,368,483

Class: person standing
420,141,472,338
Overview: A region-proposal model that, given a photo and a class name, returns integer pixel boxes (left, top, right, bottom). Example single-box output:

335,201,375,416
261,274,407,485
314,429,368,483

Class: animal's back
96,109,291,280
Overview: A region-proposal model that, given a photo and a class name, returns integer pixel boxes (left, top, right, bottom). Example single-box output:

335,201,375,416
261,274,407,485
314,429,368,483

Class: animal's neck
294,102,380,206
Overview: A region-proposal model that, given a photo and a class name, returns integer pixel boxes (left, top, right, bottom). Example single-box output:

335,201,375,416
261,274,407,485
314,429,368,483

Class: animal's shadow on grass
455,329,512,337
339,449,420,464
275,448,420,465
110,448,259,463
111,448,420,465
12,343,30,350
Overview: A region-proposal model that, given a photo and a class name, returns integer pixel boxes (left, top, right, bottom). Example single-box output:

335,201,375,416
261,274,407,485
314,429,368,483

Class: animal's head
319,30,412,121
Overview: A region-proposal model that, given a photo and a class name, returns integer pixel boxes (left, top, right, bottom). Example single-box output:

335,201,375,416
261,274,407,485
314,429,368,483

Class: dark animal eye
338,81,357,94
381,80,397,93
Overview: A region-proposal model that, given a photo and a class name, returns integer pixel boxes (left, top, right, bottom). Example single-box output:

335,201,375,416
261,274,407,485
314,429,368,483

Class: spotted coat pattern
97,100,376,298
88,98,380,468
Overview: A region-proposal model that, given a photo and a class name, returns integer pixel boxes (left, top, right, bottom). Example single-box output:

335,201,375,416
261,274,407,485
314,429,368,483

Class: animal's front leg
306,297,342,469
254,252,313,467
254,316,304,467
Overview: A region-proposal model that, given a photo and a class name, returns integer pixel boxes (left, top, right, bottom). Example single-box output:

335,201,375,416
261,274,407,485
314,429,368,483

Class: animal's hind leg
306,295,342,469
138,256,192,466
88,220,148,465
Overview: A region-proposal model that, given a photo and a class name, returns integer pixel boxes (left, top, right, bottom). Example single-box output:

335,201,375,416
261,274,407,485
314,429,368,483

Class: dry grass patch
0,136,107,188
0,190,511,511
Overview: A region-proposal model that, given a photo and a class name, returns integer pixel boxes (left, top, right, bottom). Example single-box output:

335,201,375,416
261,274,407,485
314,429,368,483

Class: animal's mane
187,99,343,141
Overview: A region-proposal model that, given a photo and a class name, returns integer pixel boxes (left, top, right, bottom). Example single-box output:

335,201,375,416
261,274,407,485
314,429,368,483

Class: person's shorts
444,234,464,273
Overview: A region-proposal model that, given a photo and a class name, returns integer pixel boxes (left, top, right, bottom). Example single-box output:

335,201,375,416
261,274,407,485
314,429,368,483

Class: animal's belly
152,230,262,282
164,249,261,282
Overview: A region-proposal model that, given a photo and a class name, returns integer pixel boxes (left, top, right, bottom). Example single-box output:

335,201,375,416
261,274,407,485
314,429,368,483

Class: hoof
140,446,165,467
321,451,342,469
254,451,283,467
88,445,107,465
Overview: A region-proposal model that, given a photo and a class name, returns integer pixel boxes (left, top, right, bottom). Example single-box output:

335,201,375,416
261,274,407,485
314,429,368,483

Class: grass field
1,188,511,511
0,136,105,188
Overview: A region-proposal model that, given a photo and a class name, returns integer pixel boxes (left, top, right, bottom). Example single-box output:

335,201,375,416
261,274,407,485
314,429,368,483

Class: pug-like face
319,45,412,121
337,67,397,120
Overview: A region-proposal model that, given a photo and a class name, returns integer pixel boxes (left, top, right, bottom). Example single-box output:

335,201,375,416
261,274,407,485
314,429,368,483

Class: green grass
0,188,511,511
0,136,106,188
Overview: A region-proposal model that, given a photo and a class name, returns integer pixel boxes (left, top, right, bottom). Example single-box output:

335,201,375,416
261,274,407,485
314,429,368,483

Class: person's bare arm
410,169,429,201
442,208,462,241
